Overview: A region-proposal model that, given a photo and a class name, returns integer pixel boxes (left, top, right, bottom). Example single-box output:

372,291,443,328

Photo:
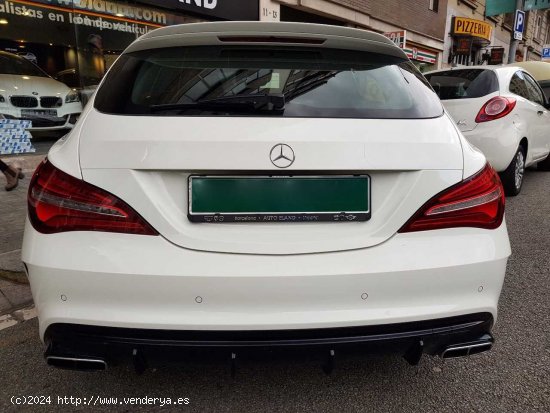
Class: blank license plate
188,175,371,223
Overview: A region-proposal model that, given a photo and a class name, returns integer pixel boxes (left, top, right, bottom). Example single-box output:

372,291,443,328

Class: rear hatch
79,42,463,255
425,68,500,132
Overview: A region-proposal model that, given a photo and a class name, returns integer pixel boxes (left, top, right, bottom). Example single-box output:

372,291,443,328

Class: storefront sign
403,46,437,64
490,47,505,64
260,0,279,21
0,0,178,29
383,30,406,49
0,0,195,54
141,0,259,21
451,17,492,42
455,37,472,54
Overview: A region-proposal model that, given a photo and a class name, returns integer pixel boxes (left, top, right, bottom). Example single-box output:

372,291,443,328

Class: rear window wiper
201,93,285,109
150,93,285,113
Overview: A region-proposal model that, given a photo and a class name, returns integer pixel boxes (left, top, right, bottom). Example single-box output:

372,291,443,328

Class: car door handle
537,111,544,116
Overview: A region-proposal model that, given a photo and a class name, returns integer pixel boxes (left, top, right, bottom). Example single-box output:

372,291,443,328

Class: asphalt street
0,169,549,413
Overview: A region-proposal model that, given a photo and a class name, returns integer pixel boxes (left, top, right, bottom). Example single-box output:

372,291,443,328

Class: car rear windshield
424,69,499,100
0,53,48,77
94,46,443,119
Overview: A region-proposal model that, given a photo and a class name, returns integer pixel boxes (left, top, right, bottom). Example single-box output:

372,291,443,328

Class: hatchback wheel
500,146,525,196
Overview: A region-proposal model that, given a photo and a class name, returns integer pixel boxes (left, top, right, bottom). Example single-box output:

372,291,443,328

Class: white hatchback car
22,22,510,372
425,66,550,196
0,51,82,133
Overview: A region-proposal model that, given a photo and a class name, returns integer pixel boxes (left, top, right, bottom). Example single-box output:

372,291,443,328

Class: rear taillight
28,160,158,235
399,164,505,233
475,96,516,123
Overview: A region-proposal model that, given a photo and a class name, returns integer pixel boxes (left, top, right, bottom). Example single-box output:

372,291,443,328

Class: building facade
261,0,449,72
522,7,550,61
0,0,259,89
441,0,550,68
1,0,547,94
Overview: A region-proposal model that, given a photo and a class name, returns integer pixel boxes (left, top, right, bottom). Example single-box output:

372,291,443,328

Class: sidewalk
0,154,46,319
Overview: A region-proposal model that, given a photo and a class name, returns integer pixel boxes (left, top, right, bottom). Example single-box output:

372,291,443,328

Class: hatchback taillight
475,96,516,123
28,160,158,235
399,164,505,233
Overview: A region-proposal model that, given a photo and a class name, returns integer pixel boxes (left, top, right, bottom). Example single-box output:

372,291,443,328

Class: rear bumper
44,313,494,366
23,219,510,339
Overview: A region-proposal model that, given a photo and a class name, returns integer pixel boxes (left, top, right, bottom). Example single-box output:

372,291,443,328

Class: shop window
429,0,439,12
534,14,542,40
458,0,477,10
503,13,514,30
280,5,346,25
0,0,206,101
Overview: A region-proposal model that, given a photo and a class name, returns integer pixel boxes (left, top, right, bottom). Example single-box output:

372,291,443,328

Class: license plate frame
188,175,371,223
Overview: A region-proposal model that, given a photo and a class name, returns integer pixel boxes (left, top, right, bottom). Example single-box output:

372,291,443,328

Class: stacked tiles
0,119,35,155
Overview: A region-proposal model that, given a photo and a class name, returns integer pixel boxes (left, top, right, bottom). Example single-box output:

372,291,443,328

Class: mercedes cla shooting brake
22,22,511,372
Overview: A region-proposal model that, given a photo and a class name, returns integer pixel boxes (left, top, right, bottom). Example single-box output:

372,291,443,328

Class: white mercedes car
425,66,550,196
0,51,82,133
22,22,510,372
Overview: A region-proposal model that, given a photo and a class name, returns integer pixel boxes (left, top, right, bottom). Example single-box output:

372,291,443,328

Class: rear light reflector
399,164,505,233
28,160,158,235
218,36,326,44
475,96,516,123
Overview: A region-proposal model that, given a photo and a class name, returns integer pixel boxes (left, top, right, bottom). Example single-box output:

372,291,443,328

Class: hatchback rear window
425,69,499,100
94,46,443,119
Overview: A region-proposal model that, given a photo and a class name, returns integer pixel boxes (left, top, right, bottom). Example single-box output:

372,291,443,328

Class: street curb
0,250,25,274
0,305,37,332
0,270,29,285
1,154,46,173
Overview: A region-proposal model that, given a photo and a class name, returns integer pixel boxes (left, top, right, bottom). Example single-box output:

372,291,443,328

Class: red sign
490,48,504,64
455,38,472,55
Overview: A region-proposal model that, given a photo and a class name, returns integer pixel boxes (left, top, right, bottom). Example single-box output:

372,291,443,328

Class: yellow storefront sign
452,17,492,41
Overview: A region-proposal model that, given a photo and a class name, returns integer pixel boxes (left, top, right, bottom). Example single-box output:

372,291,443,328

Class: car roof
125,21,407,60
425,65,523,74
505,61,550,81
426,65,501,71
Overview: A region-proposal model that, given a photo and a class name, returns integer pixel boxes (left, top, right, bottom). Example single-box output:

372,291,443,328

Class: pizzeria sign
452,17,492,42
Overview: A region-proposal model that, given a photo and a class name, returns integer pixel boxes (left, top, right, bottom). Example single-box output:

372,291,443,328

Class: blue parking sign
543,47,550,59
514,10,525,40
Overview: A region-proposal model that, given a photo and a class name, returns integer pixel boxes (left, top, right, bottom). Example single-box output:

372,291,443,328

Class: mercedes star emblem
270,143,295,168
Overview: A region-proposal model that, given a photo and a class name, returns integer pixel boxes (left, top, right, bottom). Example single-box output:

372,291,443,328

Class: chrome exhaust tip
46,356,107,371
441,336,493,359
